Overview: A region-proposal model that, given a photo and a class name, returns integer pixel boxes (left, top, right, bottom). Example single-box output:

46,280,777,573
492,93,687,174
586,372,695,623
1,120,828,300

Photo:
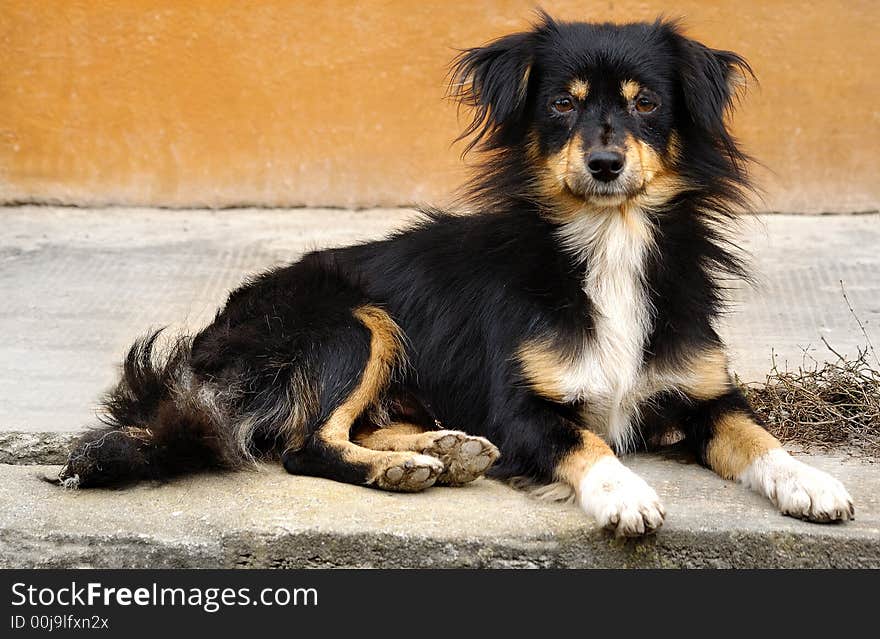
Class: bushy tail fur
60,330,239,488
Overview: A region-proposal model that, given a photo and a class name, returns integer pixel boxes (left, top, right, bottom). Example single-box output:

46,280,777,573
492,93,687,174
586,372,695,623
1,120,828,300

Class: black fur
62,332,237,487
62,15,760,490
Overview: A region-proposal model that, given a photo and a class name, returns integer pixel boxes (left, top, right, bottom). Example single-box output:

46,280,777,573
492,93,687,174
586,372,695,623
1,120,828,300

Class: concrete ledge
2,454,877,568
0,431,75,465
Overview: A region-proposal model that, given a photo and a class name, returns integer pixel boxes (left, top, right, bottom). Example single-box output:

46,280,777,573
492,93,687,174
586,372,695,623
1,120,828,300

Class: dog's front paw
742,449,854,523
578,456,665,537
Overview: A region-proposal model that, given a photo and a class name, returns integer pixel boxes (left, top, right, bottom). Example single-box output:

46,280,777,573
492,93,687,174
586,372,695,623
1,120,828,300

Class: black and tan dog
61,15,854,536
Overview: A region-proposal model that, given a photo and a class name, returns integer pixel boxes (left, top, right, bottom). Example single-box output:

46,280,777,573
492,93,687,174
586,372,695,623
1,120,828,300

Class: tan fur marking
621,79,641,102
353,422,428,451
566,133,584,166
641,346,732,404
319,305,403,443
633,139,663,182
555,428,616,489
516,339,568,402
706,412,782,480
537,133,591,222
678,347,732,400
568,78,589,100
666,130,682,162
623,132,687,211
311,306,429,485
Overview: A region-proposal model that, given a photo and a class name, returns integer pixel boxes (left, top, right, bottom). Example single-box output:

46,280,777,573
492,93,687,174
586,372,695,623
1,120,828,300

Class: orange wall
1,0,878,212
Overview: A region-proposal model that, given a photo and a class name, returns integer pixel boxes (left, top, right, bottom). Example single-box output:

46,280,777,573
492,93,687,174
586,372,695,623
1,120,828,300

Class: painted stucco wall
1,1,877,212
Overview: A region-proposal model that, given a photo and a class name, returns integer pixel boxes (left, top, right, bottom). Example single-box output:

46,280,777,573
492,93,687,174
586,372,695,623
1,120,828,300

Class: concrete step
2,454,878,568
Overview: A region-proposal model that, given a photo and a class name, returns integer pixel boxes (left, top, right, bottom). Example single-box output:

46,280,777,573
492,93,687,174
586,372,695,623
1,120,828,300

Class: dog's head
450,15,752,216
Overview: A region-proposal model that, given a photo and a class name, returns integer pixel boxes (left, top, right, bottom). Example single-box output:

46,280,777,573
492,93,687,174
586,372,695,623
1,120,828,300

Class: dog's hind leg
353,423,500,486
282,306,444,492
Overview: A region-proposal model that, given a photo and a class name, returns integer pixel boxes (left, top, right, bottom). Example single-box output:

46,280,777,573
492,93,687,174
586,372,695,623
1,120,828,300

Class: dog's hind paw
375,454,445,492
421,431,500,486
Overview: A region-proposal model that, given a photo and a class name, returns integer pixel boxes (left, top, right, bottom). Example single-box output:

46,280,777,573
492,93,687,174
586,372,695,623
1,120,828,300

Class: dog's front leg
684,387,854,522
556,429,665,537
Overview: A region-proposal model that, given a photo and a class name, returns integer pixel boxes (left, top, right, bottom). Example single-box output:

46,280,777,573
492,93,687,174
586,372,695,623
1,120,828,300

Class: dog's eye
552,97,575,114
635,96,658,113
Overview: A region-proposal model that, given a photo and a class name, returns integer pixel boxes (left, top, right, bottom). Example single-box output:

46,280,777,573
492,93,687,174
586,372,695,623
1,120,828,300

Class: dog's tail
59,330,239,488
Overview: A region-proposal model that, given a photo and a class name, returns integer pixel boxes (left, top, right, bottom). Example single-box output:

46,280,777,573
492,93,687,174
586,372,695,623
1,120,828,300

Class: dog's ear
448,30,535,153
673,34,752,138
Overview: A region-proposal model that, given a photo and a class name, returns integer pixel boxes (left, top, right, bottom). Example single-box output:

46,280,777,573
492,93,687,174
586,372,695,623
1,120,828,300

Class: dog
60,14,854,537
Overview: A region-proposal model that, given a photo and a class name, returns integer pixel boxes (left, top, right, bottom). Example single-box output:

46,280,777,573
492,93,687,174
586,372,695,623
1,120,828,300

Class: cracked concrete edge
2,526,878,569
0,431,76,465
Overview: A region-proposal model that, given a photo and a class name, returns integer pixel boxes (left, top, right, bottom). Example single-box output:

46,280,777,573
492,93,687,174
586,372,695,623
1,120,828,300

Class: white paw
739,449,854,523
578,456,666,537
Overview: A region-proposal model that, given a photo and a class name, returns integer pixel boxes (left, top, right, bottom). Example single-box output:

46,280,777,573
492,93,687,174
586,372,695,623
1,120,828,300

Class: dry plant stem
743,345,880,455
839,279,880,368
741,282,879,456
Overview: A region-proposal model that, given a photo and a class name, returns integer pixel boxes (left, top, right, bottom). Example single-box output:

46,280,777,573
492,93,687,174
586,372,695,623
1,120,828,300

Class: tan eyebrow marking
621,80,641,101
568,79,590,100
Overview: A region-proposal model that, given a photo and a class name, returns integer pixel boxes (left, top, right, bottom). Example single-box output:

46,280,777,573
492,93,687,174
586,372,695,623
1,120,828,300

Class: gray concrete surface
2,206,878,434
1,454,877,568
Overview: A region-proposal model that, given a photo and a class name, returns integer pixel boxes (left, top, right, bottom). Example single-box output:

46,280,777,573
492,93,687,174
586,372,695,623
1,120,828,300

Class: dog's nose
587,150,625,182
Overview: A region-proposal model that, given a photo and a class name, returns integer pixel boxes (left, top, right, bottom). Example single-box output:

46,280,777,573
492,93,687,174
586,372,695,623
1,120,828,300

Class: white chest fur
555,207,656,451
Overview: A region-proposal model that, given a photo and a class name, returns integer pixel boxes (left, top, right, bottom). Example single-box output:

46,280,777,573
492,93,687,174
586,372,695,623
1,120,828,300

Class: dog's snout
586,150,625,182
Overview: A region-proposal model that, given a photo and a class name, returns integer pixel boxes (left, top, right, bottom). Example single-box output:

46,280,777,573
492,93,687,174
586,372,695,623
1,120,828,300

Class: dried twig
741,283,879,456
839,280,880,368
